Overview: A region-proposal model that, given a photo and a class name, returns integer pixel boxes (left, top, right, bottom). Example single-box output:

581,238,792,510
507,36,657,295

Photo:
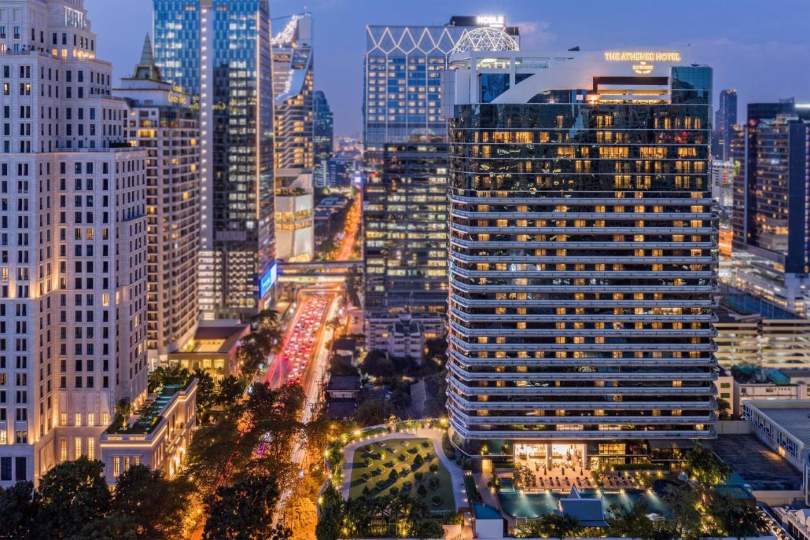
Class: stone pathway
340,428,467,511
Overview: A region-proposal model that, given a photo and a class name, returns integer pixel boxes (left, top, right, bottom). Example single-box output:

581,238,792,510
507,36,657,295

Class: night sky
87,0,810,137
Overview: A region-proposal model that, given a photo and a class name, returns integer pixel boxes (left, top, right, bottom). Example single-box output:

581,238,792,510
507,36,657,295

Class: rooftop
107,383,188,435
709,434,803,490
327,375,361,392
745,400,810,446
721,286,798,320
176,322,249,355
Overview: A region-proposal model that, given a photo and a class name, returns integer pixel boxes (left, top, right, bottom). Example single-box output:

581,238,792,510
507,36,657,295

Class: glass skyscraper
713,89,737,160
446,47,717,466
153,0,275,318
729,100,810,314
362,16,519,350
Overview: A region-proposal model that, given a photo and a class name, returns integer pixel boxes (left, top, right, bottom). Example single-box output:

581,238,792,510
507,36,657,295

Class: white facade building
0,0,148,486
114,36,200,366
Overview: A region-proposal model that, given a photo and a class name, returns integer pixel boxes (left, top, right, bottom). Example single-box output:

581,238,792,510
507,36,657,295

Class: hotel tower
446,43,718,467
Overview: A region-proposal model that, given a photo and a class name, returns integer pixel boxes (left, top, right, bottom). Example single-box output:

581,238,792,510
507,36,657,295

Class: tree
184,414,243,495
216,375,247,409
316,483,344,540
35,458,111,539
203,474,281,540
362,350,394,377
0,481,37,539
192,367,217,422
662,483,703,540
354,398,394,426
709,493,766,538
684,444,730,485
607,501,673,539
517,513,582,538
69,514,139,540
111,464,192,539
344,270,361,307
148,364,190,393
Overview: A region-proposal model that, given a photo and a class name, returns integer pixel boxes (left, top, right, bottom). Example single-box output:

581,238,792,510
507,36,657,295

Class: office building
363,15,518,145
364,138,449,347
0,0,149,486
273,12,313,172
313,90,333,169
446,47,717,466
273,13,314,262
114,36,200,366
153,0,275,318
362,16,519,350
713,89,737,160
729,100,810,315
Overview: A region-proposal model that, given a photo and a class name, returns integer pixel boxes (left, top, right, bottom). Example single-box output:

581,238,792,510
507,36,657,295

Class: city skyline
87,0,810,137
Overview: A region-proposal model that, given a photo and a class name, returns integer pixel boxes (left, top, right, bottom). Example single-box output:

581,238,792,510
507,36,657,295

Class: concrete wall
716,420,752,434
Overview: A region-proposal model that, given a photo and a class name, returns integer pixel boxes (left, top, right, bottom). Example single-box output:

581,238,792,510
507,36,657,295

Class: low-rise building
742,400,810,471
716,288,810,369
332,337,358,365
325,375,361,420
386,314,426,362
167,321,250,380
100,379,197,484
717,366,810,417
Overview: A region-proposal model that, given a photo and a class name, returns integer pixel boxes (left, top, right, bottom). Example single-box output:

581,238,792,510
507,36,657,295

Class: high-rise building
729,100,810,314
313,90,334,187
272,13,314,262
0,0,149,486
714,89,737,160
364,137,450,349
446,46,717,466
114,36,200,365
362,16,519,350
153,0,275,318
363,15,519,146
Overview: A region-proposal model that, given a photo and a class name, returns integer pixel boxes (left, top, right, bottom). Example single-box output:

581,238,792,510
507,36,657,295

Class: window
73,436,82,459
86,437,94,460
59,438,67,462
113,456,120,477
14,457,24,481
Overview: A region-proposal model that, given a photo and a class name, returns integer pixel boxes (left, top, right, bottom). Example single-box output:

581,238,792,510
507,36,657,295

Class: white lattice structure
452,27,519,53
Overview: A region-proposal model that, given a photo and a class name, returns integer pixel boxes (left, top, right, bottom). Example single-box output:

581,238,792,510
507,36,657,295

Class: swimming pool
497,487,669,519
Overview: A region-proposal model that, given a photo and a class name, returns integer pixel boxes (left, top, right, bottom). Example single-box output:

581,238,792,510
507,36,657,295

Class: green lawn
348,438,455,514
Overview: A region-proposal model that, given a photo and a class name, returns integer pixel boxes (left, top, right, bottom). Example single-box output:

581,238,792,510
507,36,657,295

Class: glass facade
153,0,275,317
447,67,718,454
364,139,449,321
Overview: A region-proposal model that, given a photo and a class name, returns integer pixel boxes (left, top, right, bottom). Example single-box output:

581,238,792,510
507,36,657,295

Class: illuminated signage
604,51,682,63
632,62,654,75
476,15,505,27
259,262,278,298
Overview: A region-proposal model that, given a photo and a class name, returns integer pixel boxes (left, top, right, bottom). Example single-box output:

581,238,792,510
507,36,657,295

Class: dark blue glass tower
153,0,275,317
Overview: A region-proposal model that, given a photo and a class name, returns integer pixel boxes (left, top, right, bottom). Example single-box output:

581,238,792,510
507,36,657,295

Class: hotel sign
603,51,682,62
603,51,682,75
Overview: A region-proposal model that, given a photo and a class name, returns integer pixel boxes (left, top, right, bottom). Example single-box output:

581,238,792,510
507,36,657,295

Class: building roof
745,400,810,446
721,286,798,320
325,400,357,420
327,375,361,392
558,498,607,527
333,337,357,352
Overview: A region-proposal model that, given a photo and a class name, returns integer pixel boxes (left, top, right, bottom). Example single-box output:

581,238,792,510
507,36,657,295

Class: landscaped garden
348,438,455,514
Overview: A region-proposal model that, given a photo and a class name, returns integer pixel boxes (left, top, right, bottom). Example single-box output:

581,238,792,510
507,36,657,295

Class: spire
131,33,162,82
140,34,155,67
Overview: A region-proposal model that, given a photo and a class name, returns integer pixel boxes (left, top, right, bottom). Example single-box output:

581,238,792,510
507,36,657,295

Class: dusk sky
87,0,810,137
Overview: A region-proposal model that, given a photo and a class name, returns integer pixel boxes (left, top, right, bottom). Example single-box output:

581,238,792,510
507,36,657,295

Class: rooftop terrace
107,383,186,435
